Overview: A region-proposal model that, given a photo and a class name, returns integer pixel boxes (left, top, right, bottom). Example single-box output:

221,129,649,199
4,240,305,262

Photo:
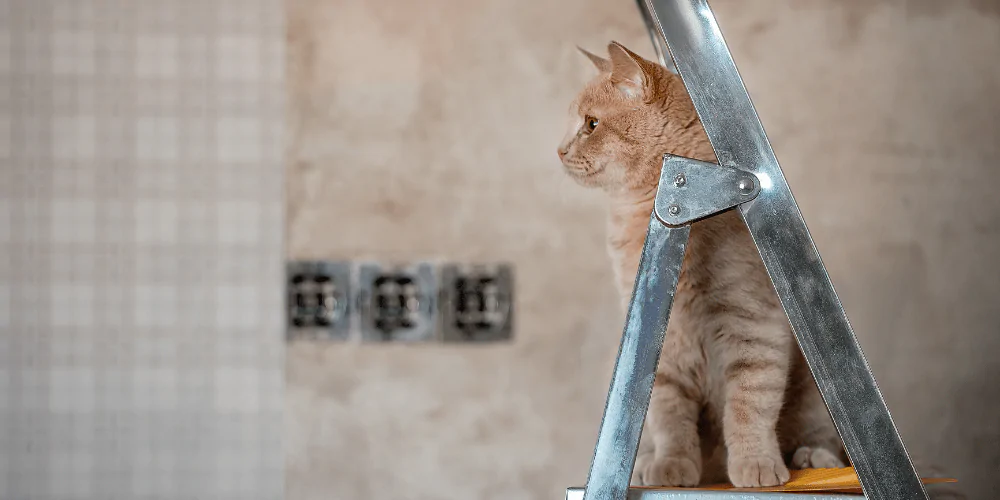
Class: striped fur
558,41,845,488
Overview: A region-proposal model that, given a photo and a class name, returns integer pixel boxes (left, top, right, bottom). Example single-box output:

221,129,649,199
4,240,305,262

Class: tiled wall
0,1,285,498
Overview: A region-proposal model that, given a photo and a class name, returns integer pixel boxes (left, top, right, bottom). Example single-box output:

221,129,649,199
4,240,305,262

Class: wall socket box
286,261,352,341
357,262,437,342
439,264,513,342
286,260,514,343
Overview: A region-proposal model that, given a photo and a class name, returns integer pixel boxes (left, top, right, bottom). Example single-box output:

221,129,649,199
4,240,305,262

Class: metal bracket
654,154,760,226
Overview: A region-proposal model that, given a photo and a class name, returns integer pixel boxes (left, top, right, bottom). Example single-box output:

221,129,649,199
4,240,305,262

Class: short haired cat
558,41,845,487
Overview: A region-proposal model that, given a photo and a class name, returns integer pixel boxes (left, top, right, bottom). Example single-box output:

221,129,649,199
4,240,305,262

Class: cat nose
557,147,567,159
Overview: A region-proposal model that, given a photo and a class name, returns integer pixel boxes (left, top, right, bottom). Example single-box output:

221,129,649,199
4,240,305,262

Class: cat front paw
635,454,700,487
728,453,790,488
791,446,845,469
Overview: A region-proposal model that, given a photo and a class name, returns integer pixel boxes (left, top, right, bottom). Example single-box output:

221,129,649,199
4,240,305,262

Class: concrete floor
285,1,1000,498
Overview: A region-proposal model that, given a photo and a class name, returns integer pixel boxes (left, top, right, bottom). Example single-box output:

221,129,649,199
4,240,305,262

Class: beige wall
285,1,1000,499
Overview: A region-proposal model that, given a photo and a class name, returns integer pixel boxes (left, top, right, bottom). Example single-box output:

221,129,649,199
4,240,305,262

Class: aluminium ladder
568,1,928,499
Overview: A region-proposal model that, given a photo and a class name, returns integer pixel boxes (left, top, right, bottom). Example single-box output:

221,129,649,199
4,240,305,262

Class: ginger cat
557,41,846,488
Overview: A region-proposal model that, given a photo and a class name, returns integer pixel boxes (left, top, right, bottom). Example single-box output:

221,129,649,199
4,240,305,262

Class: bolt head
673,173,686,187
667,204,680,216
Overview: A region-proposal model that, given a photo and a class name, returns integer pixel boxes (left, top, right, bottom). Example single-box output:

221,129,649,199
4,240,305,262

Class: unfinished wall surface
285,1,1000,499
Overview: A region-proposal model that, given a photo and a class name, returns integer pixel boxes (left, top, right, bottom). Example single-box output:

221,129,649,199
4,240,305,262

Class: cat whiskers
569,165,605,179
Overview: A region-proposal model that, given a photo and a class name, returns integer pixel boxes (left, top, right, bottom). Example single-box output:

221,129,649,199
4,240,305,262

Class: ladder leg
634,0,676,73
582,215,690,500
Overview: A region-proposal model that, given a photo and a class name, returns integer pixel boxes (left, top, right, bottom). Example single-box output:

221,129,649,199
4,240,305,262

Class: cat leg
635,323,705,487
780,354,846,469
635,371,703,486
790,446,844,469
720,318,794,488
631,425,655,484
786,409,846,469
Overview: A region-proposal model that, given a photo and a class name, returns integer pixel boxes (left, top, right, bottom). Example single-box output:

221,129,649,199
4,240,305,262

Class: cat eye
585,116,599,132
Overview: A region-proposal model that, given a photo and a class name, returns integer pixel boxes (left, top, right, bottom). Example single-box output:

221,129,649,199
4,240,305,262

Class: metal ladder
568,1,928,499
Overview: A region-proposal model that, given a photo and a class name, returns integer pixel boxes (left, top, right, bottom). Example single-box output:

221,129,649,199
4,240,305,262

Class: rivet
668,204,680,216
738,178,755,195
674,173,686,187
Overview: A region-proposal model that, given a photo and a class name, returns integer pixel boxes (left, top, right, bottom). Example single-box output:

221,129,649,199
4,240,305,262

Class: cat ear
577,46,611,73
607,41,650,99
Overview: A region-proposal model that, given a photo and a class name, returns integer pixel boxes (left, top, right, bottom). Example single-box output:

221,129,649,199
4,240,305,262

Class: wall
2,0,996,499
1,1,285,499
285,1,1000,499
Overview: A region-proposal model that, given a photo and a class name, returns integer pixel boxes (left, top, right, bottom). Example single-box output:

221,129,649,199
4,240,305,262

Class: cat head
557,41,702,193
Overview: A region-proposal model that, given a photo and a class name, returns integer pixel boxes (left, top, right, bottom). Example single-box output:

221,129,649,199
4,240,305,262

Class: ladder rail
634,0,675,72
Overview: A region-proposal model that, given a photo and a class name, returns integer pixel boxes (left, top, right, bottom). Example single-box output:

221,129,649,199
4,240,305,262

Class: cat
557,40,849,488
558,41,969,499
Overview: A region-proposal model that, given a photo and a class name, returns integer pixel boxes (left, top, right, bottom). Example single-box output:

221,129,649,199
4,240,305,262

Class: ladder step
567,489,862,499
568,467,955,499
